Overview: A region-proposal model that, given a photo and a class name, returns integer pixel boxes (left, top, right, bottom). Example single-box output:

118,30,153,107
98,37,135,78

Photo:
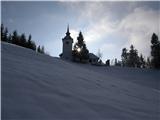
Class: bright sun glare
77,48,81,53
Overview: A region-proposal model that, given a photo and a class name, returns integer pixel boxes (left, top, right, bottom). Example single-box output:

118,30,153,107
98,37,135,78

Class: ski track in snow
1,42,160,120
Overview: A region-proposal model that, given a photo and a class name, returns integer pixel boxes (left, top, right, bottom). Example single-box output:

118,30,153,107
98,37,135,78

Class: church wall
62,39,73,60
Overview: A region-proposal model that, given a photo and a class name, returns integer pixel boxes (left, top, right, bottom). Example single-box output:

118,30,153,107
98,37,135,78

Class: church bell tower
61,25,73,60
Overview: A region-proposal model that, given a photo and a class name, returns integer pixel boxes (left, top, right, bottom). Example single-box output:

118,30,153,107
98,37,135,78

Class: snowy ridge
1,42,160,120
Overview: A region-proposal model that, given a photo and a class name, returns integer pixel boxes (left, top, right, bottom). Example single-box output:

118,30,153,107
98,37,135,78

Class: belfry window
66,41,69,44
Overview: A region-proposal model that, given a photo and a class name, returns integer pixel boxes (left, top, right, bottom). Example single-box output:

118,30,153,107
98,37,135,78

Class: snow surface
1,42,160,120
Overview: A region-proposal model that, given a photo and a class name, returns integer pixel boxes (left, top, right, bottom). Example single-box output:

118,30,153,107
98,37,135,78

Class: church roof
62,25,73,42
89,53,99,59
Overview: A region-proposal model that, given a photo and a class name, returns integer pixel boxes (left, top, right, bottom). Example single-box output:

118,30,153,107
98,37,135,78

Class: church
60,26,99,64
59,25,73,60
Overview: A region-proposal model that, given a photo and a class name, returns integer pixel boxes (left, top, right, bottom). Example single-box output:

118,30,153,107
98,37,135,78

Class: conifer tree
8,34,12,43
128,45,140,67
37,45,45,54
31,41,36,51
114,58,118,66
26,34,36,51
37,45,41,53
146,57,151,68
20,33,27,47
27,34,32,49
121,48,128,67
151,33,160,69
3,27,8,42
139,54,145,68
12,30,19,45
77,31,84,46
41,46,45,54
73,31,89,62
81,43,89,60
106,59,110,66
1,24,4,41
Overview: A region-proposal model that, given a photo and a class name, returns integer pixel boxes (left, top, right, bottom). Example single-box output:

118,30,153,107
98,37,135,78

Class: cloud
8,18,14,23
84,18,117,44
43,2,160,62
101,43,118,57
70,29,79,43
118,7,159,57
75,3,159,60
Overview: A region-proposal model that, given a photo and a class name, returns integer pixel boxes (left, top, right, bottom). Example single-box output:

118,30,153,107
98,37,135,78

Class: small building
89,53,99,64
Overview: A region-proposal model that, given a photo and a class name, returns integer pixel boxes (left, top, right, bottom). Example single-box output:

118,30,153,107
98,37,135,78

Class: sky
1,1,160,62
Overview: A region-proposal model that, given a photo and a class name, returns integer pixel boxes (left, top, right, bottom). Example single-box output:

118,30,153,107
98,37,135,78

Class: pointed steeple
66,24,70,36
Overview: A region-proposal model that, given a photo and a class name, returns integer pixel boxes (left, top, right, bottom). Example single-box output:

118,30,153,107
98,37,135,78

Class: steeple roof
62,24,73,43
66,24,70,36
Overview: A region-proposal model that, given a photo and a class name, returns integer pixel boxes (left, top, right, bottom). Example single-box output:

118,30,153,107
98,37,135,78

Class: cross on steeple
66,24,70,36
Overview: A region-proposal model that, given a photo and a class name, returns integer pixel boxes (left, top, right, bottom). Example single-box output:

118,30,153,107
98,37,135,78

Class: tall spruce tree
37,45,44,54
41,46,45,54
121,48,128,67
151,33,160,69
1,24,4,41
20,33,27,47
26,34,36,51
37,45,41,53
12,30,19,45
147,57,151,68
73,31,89,62
31,41,36,51
27,34,32,49
81,43,89,60
139,54,145,68
3,27,8,42
128,45,140,67
8,34,12,43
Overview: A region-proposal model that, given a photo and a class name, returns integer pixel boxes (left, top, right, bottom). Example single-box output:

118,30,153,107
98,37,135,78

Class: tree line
121,33,160,69
66,30,160,69
1,24,45,54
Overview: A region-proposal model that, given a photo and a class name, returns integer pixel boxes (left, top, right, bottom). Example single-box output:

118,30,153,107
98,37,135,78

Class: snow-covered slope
1,42,160,120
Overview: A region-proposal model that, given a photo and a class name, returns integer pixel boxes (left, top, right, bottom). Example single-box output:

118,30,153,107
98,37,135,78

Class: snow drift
1,42,160,120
